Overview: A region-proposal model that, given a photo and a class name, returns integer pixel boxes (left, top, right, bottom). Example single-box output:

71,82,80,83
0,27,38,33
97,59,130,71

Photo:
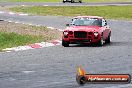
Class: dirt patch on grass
0,21,62,41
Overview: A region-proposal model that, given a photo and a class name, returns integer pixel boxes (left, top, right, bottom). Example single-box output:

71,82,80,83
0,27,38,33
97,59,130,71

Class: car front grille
74,31,87,38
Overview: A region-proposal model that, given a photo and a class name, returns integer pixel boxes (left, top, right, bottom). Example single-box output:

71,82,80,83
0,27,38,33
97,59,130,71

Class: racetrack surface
0,13,70,30
0,2,132,88
0,13,132,88
0,2,132,6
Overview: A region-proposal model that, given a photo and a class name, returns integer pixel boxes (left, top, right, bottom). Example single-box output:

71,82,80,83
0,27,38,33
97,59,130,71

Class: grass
0,32,43,50
0,21,61,50
10,6,132,20
1,0,132,2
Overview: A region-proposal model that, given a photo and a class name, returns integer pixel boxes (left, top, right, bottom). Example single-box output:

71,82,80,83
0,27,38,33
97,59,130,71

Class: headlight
94,32,98,37
63,31,68,35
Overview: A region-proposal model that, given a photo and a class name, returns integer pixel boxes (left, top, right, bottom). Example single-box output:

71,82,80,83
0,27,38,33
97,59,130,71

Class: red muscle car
62,16,111,47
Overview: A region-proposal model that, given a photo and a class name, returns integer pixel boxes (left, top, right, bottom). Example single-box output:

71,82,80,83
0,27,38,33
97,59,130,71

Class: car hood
66,26,101,32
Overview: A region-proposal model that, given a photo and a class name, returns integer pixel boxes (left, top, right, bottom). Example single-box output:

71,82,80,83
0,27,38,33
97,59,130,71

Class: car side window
102,19,107,26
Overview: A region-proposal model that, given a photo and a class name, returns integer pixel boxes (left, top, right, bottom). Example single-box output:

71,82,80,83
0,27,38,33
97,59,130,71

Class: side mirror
66,24,70,26
102,22,107,27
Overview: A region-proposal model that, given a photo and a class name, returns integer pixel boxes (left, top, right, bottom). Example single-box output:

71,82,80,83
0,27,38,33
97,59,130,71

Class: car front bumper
63,37,101,44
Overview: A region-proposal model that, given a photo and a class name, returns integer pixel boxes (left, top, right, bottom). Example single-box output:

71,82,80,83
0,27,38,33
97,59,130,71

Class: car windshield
70,18,102,26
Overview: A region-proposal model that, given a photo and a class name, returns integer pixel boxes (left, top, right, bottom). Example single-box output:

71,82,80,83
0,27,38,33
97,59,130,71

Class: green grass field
1,0,132,2
0,32,44,50
10,6,132,20
0,22,61,50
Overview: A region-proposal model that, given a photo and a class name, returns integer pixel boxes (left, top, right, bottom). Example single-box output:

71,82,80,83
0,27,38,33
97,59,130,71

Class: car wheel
98,37,104,46
106,33,111,43
62,40,69,47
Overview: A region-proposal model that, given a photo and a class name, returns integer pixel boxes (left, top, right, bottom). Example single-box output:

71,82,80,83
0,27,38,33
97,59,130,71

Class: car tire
62,40,69,47
106,33,111,43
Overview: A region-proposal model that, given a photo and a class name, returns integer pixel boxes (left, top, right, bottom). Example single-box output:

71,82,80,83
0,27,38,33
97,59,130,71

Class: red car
62,16,111,47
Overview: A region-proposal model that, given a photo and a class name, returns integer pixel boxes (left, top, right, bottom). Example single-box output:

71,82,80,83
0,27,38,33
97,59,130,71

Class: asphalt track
0,2,132,6
0,2,132,88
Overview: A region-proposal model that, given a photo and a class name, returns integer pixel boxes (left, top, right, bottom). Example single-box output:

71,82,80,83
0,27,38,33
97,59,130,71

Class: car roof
74,16,104,19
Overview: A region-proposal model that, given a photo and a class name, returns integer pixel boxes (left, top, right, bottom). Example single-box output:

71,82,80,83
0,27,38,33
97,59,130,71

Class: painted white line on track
19,13,28,16
41,42,55,47
0,11,4,13
9,12,15,15
6,51,11,52
28,23,33,25
15,21,19,23
22,71,36,74
3,47,14,51
8,20,12,22
43,5,48,6
58,29,63,31
0,11,29,16
21,5,26,6
14,46,33,51
47,27,55,29
22,23,25,25
2,40,62,52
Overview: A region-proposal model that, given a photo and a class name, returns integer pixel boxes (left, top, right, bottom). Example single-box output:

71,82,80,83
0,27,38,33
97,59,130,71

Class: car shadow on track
68,44,104,47
66,41,132,47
